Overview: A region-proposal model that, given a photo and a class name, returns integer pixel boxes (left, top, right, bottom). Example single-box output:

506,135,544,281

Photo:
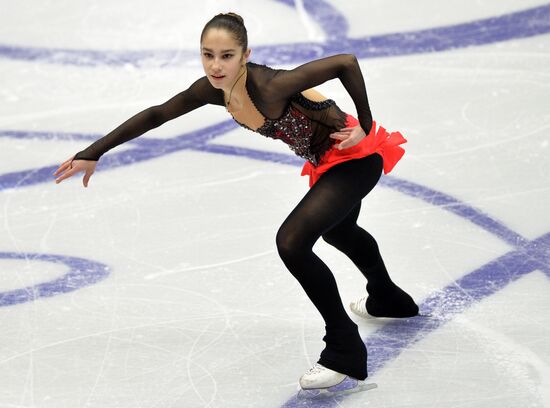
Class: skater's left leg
322,204,419,318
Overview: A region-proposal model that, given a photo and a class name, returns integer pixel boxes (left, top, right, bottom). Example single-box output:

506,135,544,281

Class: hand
329,126,366,150
54,156,97,187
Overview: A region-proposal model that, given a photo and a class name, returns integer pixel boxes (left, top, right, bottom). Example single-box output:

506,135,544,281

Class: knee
276,225,310,262
276,227,296,261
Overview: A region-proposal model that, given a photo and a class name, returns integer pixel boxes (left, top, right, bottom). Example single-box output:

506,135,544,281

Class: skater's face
201,28,250,90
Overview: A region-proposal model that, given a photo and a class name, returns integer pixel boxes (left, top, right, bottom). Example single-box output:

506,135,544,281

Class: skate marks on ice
1,0,548,305
2,100,549,406
2,4,550,67
297,379,378,401
0,252,109,307
282,171,550,406
0,2,549,407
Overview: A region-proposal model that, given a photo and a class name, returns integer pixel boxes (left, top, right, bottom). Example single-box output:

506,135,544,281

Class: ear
243,48,251,63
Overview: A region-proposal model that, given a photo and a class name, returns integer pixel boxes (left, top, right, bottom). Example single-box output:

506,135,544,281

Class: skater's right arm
54,77,223,186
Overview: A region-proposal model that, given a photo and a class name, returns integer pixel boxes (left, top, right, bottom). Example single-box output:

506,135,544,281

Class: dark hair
200,13,248,52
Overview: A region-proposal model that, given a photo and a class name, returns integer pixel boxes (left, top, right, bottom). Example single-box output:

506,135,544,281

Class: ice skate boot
354,261,419,318
298,363,377,399
350,290,419,319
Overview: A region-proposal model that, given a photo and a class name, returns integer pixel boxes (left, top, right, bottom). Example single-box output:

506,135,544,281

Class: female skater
54,13,418,397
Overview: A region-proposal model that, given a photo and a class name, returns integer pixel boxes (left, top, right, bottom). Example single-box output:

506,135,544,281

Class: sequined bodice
233,94,339,166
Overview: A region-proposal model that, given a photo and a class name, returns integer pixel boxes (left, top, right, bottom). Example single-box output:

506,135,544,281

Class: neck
225,66,247,110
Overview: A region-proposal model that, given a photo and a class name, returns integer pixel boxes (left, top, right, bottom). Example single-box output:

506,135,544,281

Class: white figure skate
298,363,377,399
350,295,373,319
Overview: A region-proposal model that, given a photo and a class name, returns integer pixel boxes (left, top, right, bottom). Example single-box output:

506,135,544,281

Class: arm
74,77,212,161
54,77,220,185
272,54,373,134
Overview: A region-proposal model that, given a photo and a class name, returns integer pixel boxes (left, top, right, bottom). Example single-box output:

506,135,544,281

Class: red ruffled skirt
301,115,407,187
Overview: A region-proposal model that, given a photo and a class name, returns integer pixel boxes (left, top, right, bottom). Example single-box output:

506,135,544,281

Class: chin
205,80,219,89
207,77,226,89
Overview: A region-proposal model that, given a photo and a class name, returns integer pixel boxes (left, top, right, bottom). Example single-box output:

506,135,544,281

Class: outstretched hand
329,126,366,150
54,157,97,187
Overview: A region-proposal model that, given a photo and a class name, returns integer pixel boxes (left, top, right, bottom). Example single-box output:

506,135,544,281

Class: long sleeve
264,54,373,134
74,76,223,161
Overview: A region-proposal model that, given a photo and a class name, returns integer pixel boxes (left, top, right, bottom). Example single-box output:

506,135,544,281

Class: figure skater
54,12,419,397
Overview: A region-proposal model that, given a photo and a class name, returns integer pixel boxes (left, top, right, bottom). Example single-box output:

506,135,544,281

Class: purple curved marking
0,124,530,251
2,126,549,405
282,232,550,406
0,3,548,405
2,121,546,406
253,4,550,64
381,177,527,248
0,130,109,142
0,252,110,307
0,120,237,191
0,123,527,253
1,5,549,66
272,0,350,40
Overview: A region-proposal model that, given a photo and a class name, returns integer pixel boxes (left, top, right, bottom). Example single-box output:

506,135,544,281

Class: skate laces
305,363,326,375
351,296,369,315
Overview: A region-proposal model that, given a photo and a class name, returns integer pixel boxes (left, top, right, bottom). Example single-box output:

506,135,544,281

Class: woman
54,12,418,397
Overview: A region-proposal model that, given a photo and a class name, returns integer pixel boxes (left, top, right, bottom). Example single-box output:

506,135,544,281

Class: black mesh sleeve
73,76,223,161
268,54,373,133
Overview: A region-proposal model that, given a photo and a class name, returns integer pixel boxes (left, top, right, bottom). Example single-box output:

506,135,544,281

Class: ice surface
1,1,549,407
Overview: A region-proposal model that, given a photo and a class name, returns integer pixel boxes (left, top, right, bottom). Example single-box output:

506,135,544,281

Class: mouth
211,74,225,80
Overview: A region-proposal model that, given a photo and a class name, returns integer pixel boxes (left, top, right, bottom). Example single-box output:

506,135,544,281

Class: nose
211,57,222,72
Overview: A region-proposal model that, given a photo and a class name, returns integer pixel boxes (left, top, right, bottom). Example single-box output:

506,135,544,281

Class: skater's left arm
271,54,373,135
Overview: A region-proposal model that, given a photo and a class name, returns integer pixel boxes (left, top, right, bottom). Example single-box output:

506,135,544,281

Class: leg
322,203,382,269
322,204,419,318
276,154,383,380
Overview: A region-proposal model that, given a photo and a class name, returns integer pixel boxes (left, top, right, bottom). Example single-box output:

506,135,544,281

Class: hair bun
203,12,248,51
225,12,244,25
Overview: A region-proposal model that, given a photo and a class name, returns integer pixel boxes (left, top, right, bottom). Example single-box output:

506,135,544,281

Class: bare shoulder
301,88,328,102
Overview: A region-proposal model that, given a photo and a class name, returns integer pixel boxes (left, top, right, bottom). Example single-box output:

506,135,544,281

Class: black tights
276,154,416,380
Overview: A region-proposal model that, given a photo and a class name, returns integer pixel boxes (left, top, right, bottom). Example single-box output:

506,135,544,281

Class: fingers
330,125,367,150
330,127,354,140
330,132,357,147
331,129,353,136
329,133,347,141
53,158,74,177
55,158,98,187
83,169,94,188
337,140,355,150
54,166,79,184
332,135,360,150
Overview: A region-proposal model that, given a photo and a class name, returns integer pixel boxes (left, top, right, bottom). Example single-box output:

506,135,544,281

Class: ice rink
1,1,550,407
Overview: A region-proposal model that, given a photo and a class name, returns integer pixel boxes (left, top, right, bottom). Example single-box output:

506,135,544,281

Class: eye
202,52,213,59
223,54,234,59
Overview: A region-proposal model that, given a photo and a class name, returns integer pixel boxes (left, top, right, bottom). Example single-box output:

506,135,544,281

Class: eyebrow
201,47,236,53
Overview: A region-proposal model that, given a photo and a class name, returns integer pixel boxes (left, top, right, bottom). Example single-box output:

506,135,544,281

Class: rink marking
0,2,548,406
1,4,550,66
1,120,548,406
0,252,109,307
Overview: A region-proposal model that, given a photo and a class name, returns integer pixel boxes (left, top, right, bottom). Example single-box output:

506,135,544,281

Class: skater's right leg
276,156,387,383
322,203,419,318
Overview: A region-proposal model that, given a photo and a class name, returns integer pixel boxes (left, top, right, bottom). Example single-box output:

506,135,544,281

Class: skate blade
350,307,433,320
297,380,377,399
369,313,432,320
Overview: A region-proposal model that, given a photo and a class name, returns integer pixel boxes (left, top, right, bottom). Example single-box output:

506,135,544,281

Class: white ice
1,1,549,407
